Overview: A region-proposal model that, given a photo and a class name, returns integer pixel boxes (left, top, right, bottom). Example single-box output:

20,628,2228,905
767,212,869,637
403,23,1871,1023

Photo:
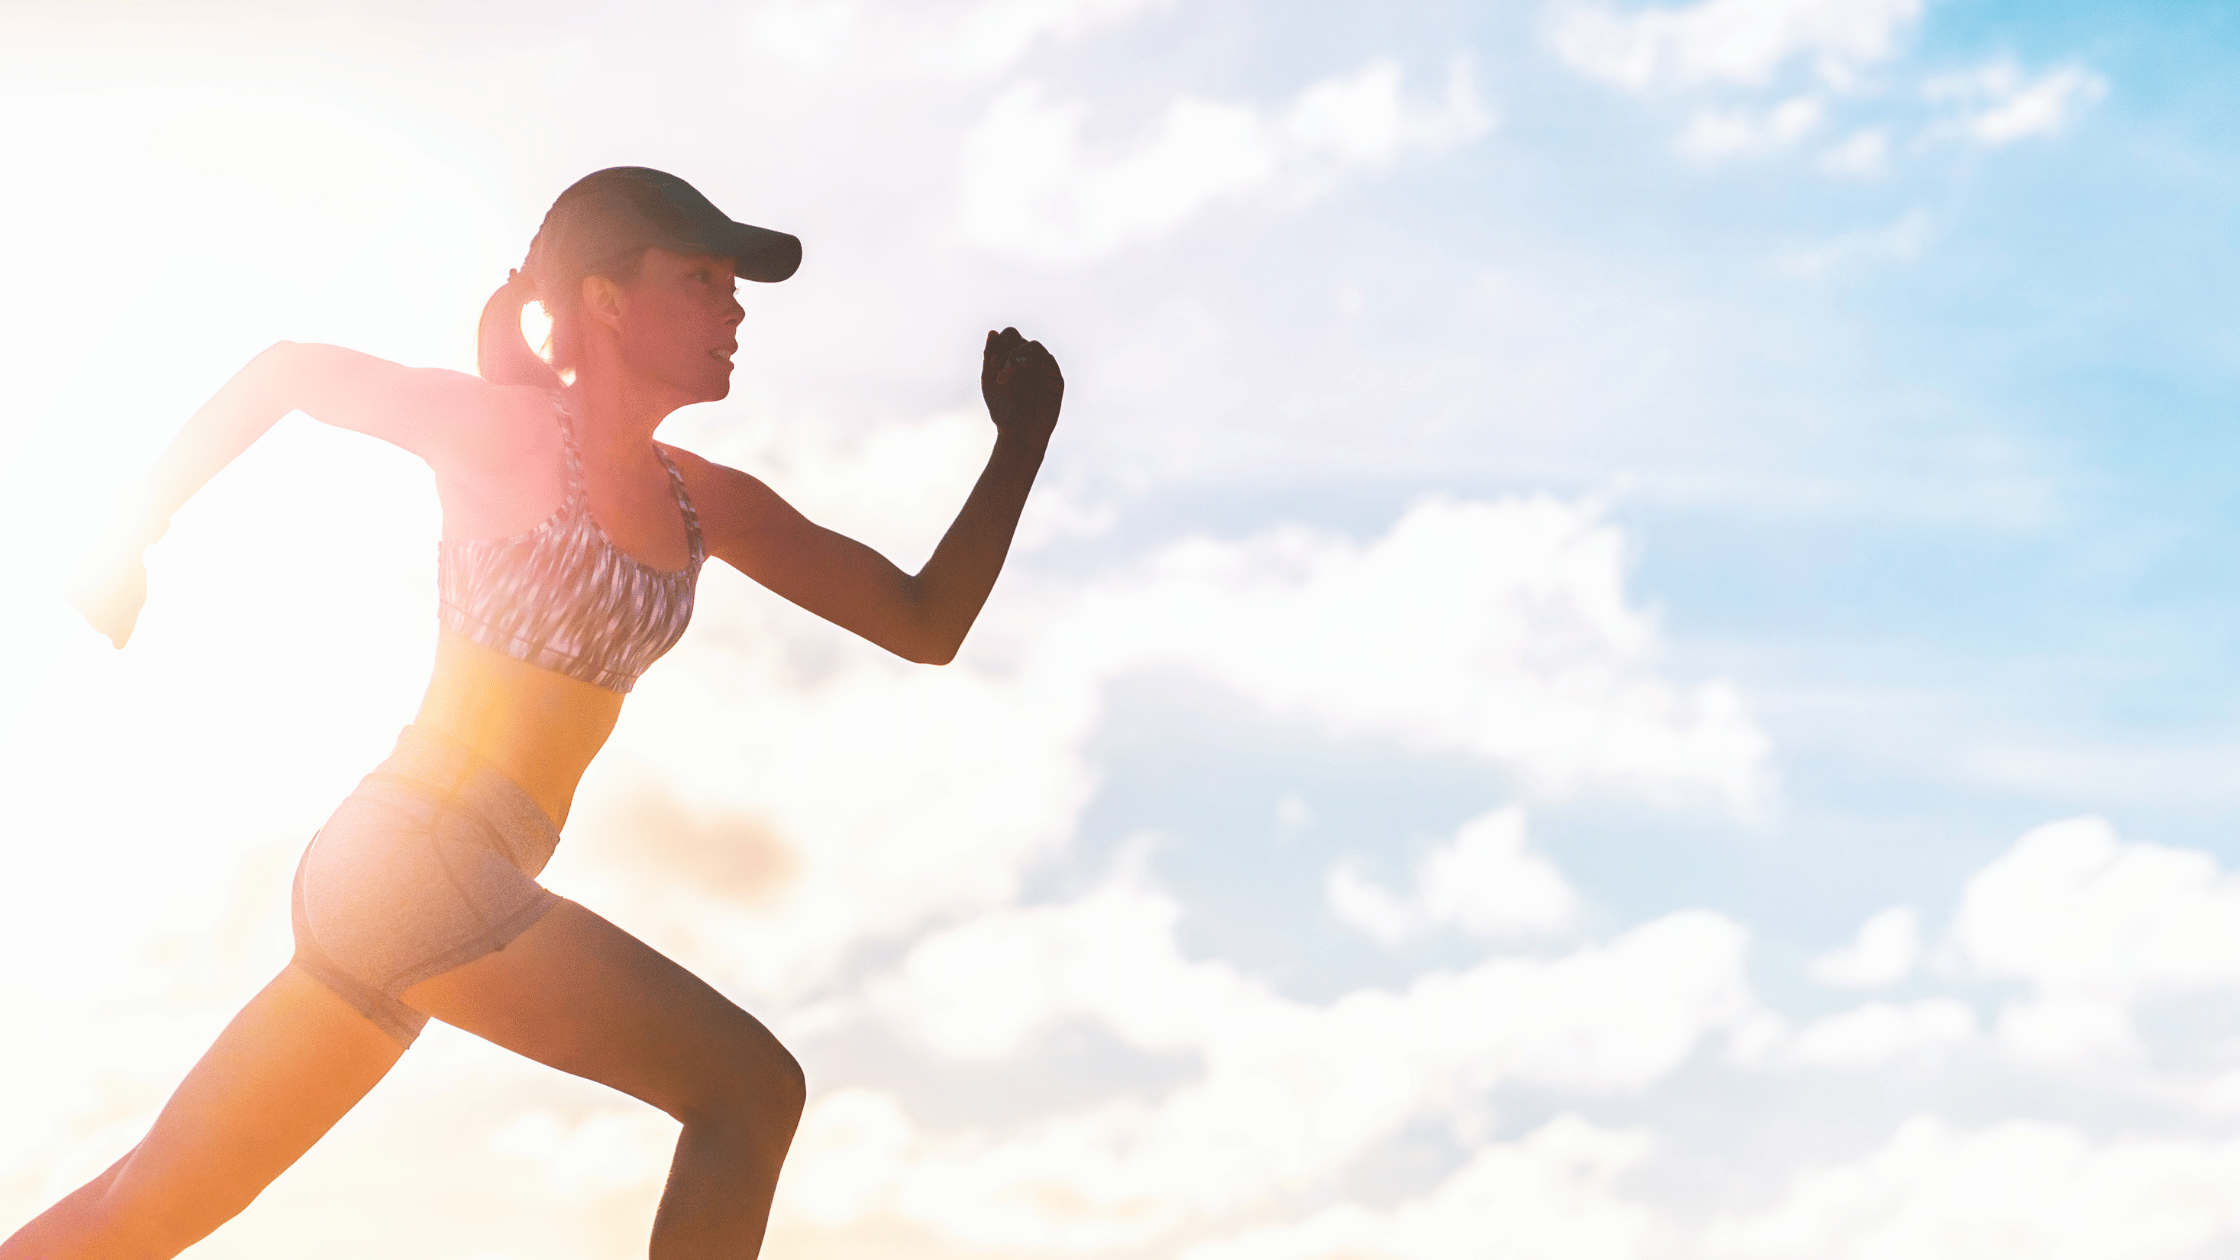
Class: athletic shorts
290,725,562,1047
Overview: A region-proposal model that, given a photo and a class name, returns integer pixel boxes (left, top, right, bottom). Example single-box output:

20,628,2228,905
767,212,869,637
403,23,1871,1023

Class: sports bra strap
655,447,706,564
549,391,701,564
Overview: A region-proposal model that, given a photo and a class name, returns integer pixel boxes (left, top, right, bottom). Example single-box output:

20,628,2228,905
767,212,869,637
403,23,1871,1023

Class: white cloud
1327,805,1579,945
1993,992,2141,1068
778,1088,915,1228
868,873,1256,1059
746,0,859,68
1324,868,1422,946
1788,998,1974,1069
1926,61,2107,146
959,56,1491,266
1778,208,1931,275
1954,817,2240,998
832,880,1753,1248
1730,992,1974,1072
1948,817,2240,1069
1819,126,1889,175
1550,0,1922,92
1810,905,1921,989
488,1108,677,1196
1281,55,1494,192
1708,1116,2240,1259
1176,1116,1661,1260
2195,1066,2240,1116
744,0,1176,76
935,0,1179,77
961,84,1272,266
1554,0,2103,179
875,878,1750,1084
1677,94,1824,156
1058,494,1770,805
1725,1009,1794,1068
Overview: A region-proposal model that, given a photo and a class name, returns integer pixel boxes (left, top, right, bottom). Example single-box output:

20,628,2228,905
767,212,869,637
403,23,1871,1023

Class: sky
3,0,2240,1256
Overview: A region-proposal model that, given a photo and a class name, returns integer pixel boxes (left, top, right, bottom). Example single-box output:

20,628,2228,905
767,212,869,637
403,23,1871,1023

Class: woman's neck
564,374,673,465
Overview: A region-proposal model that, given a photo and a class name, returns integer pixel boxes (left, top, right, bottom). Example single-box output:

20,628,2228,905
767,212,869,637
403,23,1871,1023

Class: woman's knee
765,1037,807,1126
735,1027,806,1127
679,1025,804,1138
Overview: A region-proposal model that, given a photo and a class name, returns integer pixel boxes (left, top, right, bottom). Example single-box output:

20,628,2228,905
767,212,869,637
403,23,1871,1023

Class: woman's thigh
72,964,405,1255
400,900,802,1125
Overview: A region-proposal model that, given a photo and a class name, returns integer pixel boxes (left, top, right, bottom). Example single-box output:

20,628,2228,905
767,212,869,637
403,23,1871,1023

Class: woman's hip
289,725,565,1047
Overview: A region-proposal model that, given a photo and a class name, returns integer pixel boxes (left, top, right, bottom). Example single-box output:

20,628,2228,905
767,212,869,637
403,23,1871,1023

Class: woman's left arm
684,327,1063,664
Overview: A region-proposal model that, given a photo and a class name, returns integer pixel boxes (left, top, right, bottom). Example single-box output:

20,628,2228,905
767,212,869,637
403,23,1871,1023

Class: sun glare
0,79,505,1225
521,300,556,363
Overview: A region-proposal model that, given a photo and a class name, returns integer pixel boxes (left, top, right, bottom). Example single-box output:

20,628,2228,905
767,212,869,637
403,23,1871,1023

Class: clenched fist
981,327,1063,447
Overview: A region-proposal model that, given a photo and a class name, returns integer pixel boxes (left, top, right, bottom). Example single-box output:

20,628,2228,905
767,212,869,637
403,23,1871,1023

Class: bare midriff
412,630,629,829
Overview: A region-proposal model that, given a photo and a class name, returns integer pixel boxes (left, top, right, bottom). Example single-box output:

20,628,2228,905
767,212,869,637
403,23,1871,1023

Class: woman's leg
2,902,801,1260
401,899,805,1260
0,964,407,1260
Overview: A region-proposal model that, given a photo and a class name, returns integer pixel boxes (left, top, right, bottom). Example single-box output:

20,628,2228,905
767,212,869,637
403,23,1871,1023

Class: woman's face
607,246,745,405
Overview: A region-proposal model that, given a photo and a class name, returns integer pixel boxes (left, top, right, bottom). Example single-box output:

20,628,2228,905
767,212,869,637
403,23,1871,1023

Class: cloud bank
960,57,1491,265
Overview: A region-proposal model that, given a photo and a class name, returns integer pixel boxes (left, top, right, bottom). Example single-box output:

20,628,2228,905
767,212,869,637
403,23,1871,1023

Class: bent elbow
879,633,954,666
253,339,306,382
895,606,963,665
900,627,960,666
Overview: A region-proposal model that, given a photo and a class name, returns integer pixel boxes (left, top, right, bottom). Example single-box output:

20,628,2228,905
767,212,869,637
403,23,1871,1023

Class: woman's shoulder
481,382,566,430
652,439,714,476
652,443,769,502
648,444,802,553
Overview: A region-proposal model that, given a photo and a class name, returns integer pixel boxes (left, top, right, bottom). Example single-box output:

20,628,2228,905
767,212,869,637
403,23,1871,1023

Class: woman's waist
413,630,626,827
350,724,566,866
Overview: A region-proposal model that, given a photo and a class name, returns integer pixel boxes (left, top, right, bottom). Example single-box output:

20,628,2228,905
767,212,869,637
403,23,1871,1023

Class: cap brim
706,222,801,283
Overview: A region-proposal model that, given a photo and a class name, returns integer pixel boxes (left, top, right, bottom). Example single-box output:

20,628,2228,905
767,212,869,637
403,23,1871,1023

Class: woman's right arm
70,341,516,647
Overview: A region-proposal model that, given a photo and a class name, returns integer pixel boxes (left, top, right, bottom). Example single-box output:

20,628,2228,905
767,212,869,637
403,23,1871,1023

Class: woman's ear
579,272,627,334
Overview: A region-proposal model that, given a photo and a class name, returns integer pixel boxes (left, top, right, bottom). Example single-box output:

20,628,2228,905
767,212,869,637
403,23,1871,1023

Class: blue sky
6,1,2240,1256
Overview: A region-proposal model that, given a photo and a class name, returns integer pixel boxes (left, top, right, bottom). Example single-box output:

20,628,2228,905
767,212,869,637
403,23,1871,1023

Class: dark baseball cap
526,167,802,287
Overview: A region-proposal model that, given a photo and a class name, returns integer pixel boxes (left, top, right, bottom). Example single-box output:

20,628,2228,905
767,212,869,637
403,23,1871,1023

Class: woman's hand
67,530,151,649
981,327,1063,448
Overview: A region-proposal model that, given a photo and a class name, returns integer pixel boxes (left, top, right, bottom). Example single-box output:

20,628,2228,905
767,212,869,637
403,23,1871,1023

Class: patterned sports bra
437,394,705,693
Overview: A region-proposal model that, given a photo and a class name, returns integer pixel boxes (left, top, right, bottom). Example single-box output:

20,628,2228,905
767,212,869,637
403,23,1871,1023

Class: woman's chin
675,367,732,405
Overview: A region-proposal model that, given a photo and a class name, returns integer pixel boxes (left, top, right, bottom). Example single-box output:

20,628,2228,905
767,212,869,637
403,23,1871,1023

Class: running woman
7,166,1062,1260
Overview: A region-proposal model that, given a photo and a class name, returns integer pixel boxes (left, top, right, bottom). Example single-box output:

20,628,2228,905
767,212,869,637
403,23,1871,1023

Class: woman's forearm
112,341,303,546
907,430,1049,664
72,343,304,647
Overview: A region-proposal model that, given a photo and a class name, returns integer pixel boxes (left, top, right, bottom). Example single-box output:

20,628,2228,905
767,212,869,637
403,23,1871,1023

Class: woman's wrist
990,425,1052,465
102,496,171,552
989,437,1049,482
